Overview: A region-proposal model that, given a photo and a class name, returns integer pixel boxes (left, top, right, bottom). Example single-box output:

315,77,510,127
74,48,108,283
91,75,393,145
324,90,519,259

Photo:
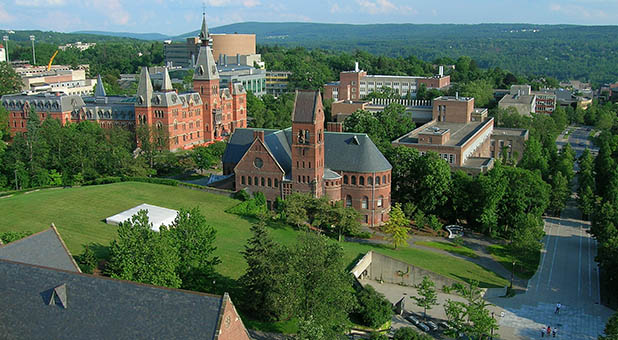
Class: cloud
14,0,66,6
0,4,13,22
87,0,129,25
549,3,607,18
207,0,231,7
330,3,341,13
356,0,414,15
242,0,260,8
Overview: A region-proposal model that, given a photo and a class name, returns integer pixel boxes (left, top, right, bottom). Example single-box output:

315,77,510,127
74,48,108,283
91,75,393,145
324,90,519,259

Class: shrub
413,210,426,229
226,194,267,218
369,332,389,340
428,215,442,231
393,327,431,340
0,231,33,244
233,189,250,201
78,244,98,274
355,285,393,329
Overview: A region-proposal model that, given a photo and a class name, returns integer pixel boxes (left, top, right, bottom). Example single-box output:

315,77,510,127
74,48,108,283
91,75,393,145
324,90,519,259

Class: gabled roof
0,259,235,340
223,128,391,174
161,67,173,92
292,90,320,123
0,225,81,273
136,67,153,106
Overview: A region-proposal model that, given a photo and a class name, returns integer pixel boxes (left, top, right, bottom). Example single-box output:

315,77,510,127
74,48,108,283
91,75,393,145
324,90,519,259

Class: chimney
253,130,264,142
327,122,343,132
355,62,359,73
439,65,444,77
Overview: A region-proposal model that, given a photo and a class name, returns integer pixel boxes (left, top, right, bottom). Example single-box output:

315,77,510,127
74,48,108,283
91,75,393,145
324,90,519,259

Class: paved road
487,125,613,339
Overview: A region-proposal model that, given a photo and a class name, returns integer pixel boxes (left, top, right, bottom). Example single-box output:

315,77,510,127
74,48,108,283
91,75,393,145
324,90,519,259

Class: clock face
253,157,263,169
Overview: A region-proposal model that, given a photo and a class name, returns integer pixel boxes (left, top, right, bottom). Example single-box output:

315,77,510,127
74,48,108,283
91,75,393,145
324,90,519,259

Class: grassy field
415,240,480,259
487,244,540,280
0,182,508,287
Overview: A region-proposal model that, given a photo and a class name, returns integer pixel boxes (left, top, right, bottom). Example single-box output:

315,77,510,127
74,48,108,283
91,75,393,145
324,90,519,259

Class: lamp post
2,35,8,63
491,312,495,339
510,260,515,289
29,35,36,65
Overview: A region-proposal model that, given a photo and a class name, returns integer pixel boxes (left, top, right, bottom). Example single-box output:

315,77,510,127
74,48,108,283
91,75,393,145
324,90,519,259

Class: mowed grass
488,244,540,280
415,240,480,259
0,182,508,287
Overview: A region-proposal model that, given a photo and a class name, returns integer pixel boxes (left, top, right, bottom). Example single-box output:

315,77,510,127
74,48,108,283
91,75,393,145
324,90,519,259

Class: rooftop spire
199,11,209,45
136,67,153,106
161,67,174,92
194,45,219,81
94,74,106,97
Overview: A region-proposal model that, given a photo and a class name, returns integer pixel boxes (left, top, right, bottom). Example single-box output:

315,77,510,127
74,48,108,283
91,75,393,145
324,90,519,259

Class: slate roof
1,94,85,113
0,259,228,340
0,226,80,273
223,128,392,174
292,90,319,123
194,45,219,81
94,74,106,97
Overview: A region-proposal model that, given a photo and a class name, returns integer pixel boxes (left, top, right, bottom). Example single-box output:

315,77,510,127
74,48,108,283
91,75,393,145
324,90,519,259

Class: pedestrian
553,328,557,338
547,325,551,336
541,327,545,337
555,302,561,314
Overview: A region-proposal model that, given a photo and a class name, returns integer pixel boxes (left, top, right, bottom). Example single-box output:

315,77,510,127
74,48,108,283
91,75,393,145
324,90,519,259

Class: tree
78,244,98,274
191,145,216,173
356,285,393,328
164,208,220,292
548,171,569,215
600,312,618,340
283,192,310,228
295,315,326,340
444,280,498,339
107,210,181,288
290,233,356,338
412,276,438,320
239,220,291,321
0,62,22,95
393,327,430,340
382,203,410,249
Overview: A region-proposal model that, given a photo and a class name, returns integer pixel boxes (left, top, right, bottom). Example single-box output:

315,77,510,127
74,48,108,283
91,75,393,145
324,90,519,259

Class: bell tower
291,90,325,197
193,12,221,141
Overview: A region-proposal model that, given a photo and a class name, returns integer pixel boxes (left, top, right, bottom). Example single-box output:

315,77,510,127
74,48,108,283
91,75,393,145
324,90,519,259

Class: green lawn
415,240,480,259
487,244,540,280
0,182,507,288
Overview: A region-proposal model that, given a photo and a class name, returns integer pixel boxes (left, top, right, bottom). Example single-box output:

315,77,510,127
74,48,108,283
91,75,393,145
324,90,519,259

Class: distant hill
73,31,170,41
2,29,138,44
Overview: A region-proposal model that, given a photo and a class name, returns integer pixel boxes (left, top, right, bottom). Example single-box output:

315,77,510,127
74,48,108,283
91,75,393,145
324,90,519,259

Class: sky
1,0,617,35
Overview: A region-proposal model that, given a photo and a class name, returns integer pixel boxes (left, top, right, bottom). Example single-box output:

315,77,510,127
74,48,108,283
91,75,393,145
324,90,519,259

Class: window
343,175,348,184
368,176,373,185
268,178,272,187
351,176,356,185
449,154,455,164
274,179,279,187
364,215,369,224
362,196,368,209
383,175,387,184
261,178,265,186
346,195,352,207
254,177,258,186
248,176,252,185
241,176,246,185
377,196,383,207
359,176,364,186
376,176,380,185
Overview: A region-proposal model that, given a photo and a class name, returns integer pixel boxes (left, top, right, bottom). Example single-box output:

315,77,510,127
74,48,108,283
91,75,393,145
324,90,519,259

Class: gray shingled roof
0,259,227,340
292,90,319,123
95,74,106,97
194,46,219,81
0,227,80,273
223,128,391,174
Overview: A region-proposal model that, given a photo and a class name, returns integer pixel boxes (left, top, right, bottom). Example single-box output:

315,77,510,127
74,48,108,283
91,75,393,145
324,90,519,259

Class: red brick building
222,90,392,226
1,15,247,152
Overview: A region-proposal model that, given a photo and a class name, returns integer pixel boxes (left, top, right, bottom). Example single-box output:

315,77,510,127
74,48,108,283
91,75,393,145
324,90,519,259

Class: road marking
536,222,552,292
547,221,560,288
596,238,601,303
578,224,583,297
588,232,592,297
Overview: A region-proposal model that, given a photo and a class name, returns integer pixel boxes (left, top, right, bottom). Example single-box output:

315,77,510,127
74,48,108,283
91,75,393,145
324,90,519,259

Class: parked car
438,321,453,331
426,321,439,332
444,225,464,239
415,322,431,332
405,314,420,325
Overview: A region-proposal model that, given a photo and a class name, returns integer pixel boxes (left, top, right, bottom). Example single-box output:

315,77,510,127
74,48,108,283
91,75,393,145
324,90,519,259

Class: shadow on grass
416,240,479,259
487,245,539,280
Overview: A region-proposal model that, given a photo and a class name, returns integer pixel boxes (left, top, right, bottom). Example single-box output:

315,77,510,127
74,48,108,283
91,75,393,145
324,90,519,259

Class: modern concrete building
58,41,96,51
218,64,266,97
331,98,434,124
490,128,529,163
324,63,450,101
222,90,392,226
498,85,536,116
266,71,292,96
0,44,5,62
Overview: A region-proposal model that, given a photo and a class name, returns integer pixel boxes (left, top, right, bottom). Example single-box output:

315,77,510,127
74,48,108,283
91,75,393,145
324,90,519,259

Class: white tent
105,203,178,232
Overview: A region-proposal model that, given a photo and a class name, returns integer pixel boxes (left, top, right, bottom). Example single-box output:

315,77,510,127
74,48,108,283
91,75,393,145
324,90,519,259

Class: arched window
346,195,352,207
241,176,246,185
377,196,383,207
343,175,348,184
261,177,265,186
362,196,368,209
268,178,272,187
254,177,258,186
376,176,380,185
274,179,279,187
248,176,252,185
368,176,373,185
156,121,162,130
174,120,178,130
359,176,364,186
351,176,356,185
383,175,387,184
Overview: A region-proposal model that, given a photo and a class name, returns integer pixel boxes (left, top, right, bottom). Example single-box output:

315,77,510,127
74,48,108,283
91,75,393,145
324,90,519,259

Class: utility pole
2,35,8,63
30,35,36,65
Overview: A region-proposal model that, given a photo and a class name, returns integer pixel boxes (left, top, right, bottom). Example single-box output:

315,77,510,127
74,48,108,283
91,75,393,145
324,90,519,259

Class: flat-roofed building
498,85,536,116
490,128,529,163
266,71,292,96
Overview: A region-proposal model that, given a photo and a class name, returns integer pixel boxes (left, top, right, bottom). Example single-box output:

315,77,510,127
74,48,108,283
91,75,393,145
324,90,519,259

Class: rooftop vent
45,284,68,309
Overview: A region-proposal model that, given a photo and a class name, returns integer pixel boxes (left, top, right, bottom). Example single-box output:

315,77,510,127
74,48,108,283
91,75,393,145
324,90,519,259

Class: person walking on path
541,327,545,337
555,302,561,314
553,328,557,337
547,325,552,336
